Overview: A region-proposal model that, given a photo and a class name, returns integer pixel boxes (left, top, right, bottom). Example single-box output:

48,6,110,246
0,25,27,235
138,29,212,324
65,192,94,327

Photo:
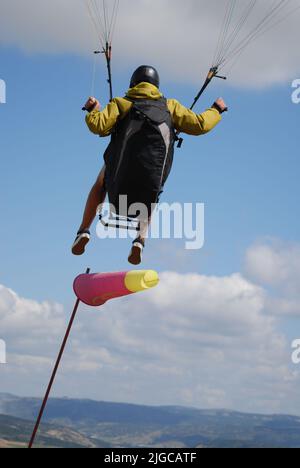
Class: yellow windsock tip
125,270,159,293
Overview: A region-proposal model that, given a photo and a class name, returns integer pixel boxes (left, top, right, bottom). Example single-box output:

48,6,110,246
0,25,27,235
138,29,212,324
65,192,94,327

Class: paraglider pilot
72,66,227,264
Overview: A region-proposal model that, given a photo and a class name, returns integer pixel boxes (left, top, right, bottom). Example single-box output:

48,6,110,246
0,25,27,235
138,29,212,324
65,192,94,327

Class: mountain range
1,393,300,448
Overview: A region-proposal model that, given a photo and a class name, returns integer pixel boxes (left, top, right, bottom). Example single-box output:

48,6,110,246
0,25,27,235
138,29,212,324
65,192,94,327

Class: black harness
103,97,176,223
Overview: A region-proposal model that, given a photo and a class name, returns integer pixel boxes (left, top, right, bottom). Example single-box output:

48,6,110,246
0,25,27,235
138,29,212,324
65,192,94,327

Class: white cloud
1,248,299,415
0,0,299,87
245,239,300,316
245,240,300,290
0,285,64,342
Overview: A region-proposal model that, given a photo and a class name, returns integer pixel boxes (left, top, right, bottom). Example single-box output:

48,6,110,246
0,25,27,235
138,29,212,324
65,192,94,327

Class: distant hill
0,413,109,448
1,393,300,448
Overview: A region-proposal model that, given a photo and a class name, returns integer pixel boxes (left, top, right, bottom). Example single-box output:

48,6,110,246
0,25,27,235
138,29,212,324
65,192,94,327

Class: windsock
73,270,159,307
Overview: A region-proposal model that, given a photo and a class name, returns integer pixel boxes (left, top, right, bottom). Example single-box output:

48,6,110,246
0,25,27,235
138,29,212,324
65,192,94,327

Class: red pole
28,268,90,449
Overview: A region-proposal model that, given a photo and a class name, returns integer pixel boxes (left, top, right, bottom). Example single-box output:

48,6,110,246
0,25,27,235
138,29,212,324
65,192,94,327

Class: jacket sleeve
85,99,121,137
167,99,222,136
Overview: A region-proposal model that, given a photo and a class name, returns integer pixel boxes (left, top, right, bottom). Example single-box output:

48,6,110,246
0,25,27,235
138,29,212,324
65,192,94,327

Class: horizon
1,392,299,420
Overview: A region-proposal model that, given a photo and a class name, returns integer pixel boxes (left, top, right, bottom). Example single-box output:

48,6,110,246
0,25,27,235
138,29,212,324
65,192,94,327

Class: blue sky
0,48,299,303
1,0,300,415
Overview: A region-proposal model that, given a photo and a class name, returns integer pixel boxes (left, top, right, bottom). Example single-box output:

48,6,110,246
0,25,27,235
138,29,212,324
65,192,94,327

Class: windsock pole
28,268,90,449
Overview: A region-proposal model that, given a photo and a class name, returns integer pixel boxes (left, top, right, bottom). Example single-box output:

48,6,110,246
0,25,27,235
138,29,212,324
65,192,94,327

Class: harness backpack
104,97,176,219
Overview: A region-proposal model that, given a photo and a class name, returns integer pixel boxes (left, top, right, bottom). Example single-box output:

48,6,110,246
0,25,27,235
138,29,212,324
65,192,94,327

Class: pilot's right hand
213,98,228,114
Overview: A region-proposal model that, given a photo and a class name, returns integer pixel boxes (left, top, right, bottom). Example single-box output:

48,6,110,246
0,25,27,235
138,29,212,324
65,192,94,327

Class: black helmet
130,65,160,88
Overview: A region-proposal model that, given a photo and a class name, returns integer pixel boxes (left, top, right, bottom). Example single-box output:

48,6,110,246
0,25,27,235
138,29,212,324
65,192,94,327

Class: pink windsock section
73,270,159,307
73,272,130,307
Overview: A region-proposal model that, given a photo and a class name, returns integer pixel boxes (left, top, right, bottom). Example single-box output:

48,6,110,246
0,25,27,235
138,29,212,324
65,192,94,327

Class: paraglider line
28,268,91,449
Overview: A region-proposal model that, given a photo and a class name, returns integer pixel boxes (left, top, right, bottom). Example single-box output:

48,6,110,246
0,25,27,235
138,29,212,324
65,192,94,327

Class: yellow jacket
86,82,221,137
